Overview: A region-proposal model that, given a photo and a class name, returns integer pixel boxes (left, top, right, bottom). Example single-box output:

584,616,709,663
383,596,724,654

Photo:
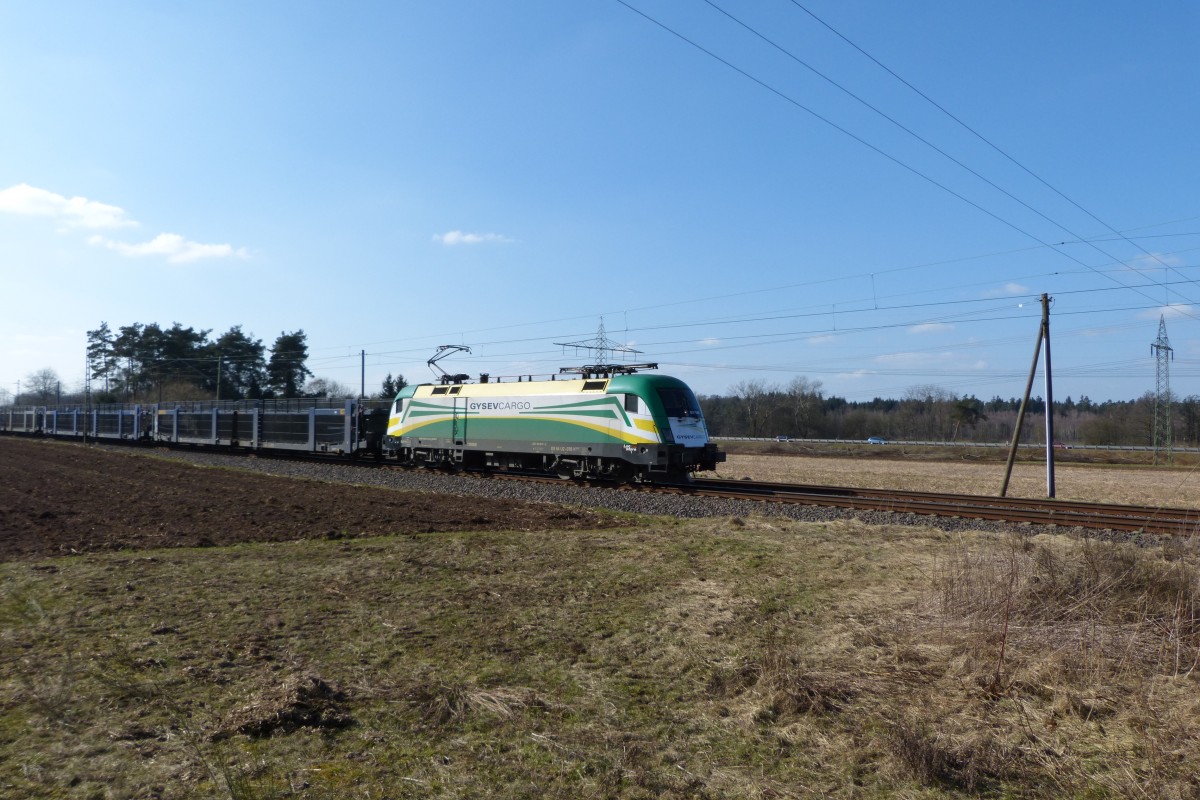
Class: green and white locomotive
383,369,725,481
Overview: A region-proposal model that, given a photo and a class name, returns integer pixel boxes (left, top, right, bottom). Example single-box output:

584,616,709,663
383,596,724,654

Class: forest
697,377,1200,447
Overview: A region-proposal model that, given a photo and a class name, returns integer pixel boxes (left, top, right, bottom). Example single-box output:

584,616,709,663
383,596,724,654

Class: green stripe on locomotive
386,372,711,450
402,415,645,445
397,398,654,446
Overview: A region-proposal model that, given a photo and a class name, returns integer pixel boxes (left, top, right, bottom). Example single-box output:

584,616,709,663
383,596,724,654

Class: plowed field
0,438,619,561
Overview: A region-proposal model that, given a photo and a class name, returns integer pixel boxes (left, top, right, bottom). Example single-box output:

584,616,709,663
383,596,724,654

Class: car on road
866,436,888,444
775,435,791,442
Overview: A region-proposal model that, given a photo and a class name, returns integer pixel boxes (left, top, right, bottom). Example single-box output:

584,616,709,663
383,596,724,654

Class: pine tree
266,330,312,398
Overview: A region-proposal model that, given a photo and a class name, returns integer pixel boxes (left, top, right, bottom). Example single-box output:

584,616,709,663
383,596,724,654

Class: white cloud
1126,252,1182,271
434,230,515,246
3,182,248,265
698,337,720,346
835,369,872,380
806,335,836,344
89,233,249,264
1139,303,1195,321
0,183,137,229
984,282,1028,297
908,322,954,335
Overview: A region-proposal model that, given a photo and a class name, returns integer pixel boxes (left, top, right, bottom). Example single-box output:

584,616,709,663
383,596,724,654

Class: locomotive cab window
582,380,608,392
624,395,639,413
431,386,449,395
657,388,702,418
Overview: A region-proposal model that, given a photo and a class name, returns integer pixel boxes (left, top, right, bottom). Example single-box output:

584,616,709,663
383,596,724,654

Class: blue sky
2,0,1197,404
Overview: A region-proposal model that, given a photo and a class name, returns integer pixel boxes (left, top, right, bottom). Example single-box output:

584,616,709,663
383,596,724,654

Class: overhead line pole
1001,294,1055,498
1042,294,1055,498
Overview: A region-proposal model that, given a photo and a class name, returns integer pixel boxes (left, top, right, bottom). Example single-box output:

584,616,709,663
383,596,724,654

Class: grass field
719,446,1200,509
4,513,1200,798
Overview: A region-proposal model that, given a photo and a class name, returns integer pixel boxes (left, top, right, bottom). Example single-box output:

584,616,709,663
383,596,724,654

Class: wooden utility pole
1001,294,1056,498
1042,294,1055,497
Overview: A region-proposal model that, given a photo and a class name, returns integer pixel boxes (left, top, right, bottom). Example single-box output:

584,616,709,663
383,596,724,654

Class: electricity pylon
1152,314,1174,465
553,318,657,378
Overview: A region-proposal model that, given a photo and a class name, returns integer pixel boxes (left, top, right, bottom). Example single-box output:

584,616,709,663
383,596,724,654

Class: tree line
84,322,313,402
4,321,408,406
8,351,1195,448
698,378,1200,448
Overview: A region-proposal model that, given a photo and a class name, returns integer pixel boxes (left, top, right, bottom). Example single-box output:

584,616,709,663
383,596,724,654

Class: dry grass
923,532,1200,796
720,453,1200,508
4,517,1200,797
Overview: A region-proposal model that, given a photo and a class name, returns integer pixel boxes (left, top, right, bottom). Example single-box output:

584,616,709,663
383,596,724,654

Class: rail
671,477,1200,535
714,436,1200,452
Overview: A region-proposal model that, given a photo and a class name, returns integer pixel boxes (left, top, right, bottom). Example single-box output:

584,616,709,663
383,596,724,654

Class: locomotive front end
608,374,725,478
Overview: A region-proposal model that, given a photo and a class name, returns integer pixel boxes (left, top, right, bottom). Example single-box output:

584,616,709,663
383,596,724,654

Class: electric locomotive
383,367,724,481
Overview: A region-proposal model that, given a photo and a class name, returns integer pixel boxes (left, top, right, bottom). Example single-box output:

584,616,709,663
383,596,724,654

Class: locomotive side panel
384,374,724,478
387,380,666,468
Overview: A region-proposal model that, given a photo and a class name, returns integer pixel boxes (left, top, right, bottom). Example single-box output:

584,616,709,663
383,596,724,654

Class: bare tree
303,377,355,399
901,384,955,440
732,379,777,437
785,376,824,438
25,368,61,404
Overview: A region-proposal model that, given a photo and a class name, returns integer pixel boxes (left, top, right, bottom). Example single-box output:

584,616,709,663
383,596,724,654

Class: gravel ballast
117,445,1121,541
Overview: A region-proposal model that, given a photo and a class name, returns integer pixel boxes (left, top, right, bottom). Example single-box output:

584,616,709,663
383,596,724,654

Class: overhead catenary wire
702,0,1200,310
314,217,1200,362
784,0,1199,296
612,0,1200,320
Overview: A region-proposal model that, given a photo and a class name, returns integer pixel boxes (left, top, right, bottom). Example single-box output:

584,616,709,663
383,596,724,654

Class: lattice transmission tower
554,318,657,378
1152,314,1174,465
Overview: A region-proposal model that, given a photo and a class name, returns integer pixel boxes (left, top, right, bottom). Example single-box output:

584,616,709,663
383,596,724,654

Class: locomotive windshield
656,387,702,419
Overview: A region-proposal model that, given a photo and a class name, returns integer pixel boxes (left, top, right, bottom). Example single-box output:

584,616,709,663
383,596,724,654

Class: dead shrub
219,674,353,739
888,721,1018,792
935,536,1200,686
706,660,759,699
713,630,857,721
407,680,537,725
17,652,82,728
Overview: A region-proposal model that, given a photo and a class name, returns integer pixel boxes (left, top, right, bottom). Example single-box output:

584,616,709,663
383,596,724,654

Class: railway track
394,464,1200,536
669,478,1200,536
10,432,1199,535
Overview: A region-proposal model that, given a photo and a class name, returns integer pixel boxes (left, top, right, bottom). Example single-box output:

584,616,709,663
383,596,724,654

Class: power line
783,0,1200,300
315,224,1200,358
613,0,1200,320
702,0,1196,309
